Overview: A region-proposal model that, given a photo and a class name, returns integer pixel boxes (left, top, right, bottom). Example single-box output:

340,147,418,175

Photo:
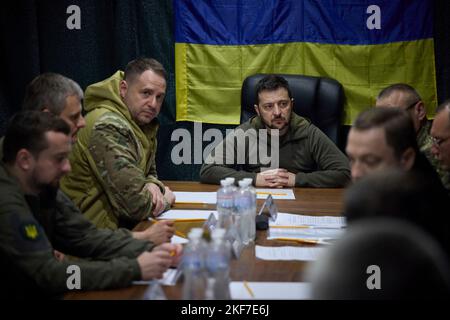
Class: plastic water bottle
182,228,207,299
236,179,256,245
217,179,234,229
225,177,238,221
205,228,231,299
243,178,257,241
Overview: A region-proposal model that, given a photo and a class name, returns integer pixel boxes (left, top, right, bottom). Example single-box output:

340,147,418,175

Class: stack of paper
268,212,345,243
230,281,311,300
269,212,346,228
255,245,325,261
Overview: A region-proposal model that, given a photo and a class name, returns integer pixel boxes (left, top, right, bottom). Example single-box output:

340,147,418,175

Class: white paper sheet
255,188,296,200
270,212,346,228
230,282,311,300
133,268,182,286
268,227,345,241
174,191,217,204
255,245,324,261
156,209,218,221
171,234,189,244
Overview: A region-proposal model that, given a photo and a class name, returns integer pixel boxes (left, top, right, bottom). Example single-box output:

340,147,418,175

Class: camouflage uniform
418,120,450,192
60,71,168,230
0,162,154,299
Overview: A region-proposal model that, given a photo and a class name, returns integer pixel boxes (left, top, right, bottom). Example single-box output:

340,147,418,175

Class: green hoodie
200,113,351,187
60,71,165,230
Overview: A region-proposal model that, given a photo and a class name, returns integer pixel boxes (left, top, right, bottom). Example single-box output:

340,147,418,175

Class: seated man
346,107,442,184
344,170,449,255
200,75,350,188
0,111,181,299
308,218,450,299
22,72,86,143
17,72,174,244
375,83,449,190
60,58,176,230
431,100,450,193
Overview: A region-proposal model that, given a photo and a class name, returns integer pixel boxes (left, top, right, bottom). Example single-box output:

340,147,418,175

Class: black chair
240,74,345,146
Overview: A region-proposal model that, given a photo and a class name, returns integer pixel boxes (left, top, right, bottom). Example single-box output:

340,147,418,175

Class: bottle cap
238,179,250,187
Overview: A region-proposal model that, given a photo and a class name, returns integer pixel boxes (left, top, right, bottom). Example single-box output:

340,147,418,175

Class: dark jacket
0,162,154,299
200,113,351,187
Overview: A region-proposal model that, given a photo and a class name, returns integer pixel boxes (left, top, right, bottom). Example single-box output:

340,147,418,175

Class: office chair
240,74,345,145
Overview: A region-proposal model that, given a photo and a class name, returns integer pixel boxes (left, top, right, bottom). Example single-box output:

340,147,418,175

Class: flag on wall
175,0,436,125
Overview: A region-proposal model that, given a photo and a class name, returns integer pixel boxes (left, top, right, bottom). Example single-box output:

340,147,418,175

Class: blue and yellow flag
175,0,435,125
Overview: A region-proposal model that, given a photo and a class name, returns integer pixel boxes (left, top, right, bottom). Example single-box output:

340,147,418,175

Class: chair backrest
241,74,345,145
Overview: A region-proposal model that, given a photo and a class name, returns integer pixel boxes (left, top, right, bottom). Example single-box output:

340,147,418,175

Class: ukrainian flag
175,0,436,125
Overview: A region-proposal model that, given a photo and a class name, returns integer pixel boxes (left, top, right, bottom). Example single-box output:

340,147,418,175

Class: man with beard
0,72,175,246
200,74,350,187
60,58,176,230
0,111,181,299
375,83,449,191
431,100,450,194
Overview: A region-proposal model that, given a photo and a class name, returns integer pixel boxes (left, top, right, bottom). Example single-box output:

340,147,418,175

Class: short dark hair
2,111,71,164
343,169,450,256
124,57,166,83
436,99,450,127
22,73,83,115
255,75,292,105
353,107,418,159
377,83,422,106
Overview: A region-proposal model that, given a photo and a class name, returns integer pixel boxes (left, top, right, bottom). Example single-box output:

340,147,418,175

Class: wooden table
65,181,344,300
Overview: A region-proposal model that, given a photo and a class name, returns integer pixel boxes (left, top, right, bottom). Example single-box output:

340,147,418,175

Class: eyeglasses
431,136,450,147
405,100,420,111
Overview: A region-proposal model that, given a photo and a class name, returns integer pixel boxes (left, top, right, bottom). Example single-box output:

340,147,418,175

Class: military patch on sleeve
9,214,51,252
21,223,40,241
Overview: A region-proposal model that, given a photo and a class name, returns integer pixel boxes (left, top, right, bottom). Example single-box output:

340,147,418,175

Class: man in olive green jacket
60,58,175,229
375,83,450,191
0,111,181,299
200,75,350,188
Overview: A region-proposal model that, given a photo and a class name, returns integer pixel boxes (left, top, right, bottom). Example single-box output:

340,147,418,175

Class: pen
243,281,254,298
175,230,187,238
273,237,319,245
256,192,288,196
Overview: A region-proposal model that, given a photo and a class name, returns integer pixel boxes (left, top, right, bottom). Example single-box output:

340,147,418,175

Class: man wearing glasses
375,83,449,190
431,100,450,193
200,74,351,188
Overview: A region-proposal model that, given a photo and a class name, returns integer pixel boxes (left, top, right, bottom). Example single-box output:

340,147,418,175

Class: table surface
64,181,345,300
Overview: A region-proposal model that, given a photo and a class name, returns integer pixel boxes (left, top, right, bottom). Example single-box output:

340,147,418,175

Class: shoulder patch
9,214,51,252
21,223,40,241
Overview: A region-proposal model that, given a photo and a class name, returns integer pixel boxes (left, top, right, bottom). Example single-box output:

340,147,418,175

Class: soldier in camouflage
0,111,181,299
3,72,175,245
60,58,176,230
376,83,450,192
